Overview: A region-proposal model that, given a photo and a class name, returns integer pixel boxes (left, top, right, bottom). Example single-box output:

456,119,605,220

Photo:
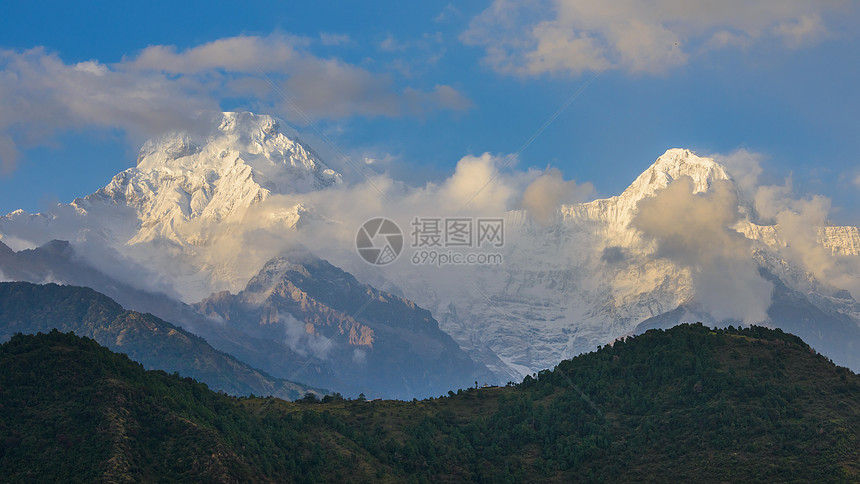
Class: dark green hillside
0,282,321,400
2,324,859,482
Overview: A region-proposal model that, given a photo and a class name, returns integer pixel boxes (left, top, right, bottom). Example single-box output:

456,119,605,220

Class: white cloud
714,149,860,298
754,179,795,222
712,149,764,210
125,34,467,120
631,176,773,323
0,134,17,174
0,47,214,173
146,150,541,300
30,149,531,301
521,167,594,224
124,35,304,74
282,313,333,359
706,30,752,50
279,58,402,118
853,173,860,189
379,35,405,53
405,84,473,114
462,0,845,76
773,15,827,48
439,153,519,212
0,35,471,174
752,179,860,297
524,22,609,75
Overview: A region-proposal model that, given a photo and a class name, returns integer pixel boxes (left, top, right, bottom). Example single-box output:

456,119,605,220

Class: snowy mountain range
383,149,859,379
392,149,860,379
2,111,859,392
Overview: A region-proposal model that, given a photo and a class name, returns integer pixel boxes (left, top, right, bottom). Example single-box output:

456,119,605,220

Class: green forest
1,323,859,482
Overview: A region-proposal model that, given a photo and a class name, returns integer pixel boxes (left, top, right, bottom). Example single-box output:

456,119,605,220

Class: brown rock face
194,251,494,398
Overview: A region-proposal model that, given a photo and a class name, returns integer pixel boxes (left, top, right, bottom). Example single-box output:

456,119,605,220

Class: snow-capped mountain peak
559,149,733,238
0,111,345,301
81,112,341,245
134,111,340,195
135,112,333,179
620,148,731,202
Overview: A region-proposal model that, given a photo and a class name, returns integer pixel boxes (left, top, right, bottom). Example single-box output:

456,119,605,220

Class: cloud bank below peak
631,176,773,324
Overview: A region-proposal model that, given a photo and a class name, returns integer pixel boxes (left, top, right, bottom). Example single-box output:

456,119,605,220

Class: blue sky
1,0,859,223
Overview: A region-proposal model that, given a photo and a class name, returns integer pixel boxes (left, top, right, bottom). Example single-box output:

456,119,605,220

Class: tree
300,392,319,404
321,392,344,404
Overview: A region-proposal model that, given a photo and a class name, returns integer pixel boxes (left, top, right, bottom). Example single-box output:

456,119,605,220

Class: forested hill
0,281,321,400
2,324,859,482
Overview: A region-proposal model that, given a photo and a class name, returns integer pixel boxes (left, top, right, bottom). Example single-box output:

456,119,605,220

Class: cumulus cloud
521,167,594,225
279,59,402,118
462,0,844,76
753,179,795,222
124,35,304,74
712,149,764,214
438,153,521,211
0,47,214,172
0,202,187,298
713,149,860,299
0,35,471,174
123,34,466,120
752,178,860,297
631,176,773,323
46,150,537,301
